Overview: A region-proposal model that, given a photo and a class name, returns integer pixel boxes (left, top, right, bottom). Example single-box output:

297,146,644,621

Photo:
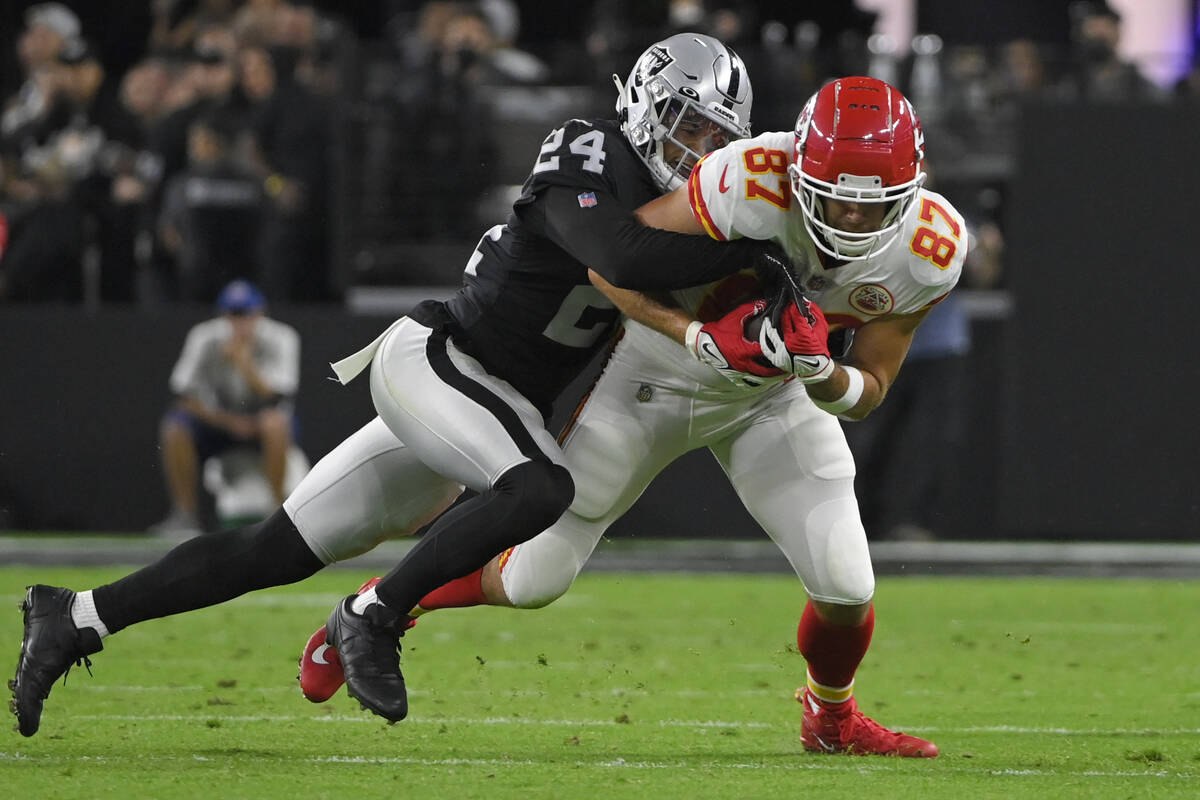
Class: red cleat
298,577,417,702
299,624,344,703
797,688,938,758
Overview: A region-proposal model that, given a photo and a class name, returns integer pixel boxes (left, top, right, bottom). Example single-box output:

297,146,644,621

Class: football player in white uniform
301,77,963,757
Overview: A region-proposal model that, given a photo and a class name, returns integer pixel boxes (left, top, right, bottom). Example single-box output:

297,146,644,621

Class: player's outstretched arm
539,185,769,291
587,270,691,344
588,270,782,389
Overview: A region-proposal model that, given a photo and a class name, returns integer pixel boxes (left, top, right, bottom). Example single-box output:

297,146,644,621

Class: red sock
796,601,875,689
416,568,487,611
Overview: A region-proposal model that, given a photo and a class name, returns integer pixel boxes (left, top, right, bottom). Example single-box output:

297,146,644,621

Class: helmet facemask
642,96,740,191
789,164,924,260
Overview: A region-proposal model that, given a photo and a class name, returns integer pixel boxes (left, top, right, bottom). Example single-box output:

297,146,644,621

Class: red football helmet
790,77,925,261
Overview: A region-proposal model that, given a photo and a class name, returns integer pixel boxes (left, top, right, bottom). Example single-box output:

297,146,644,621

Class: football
743,305,767,342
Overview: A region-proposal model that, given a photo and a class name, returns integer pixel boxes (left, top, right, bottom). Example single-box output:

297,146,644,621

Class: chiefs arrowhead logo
848,284,895,316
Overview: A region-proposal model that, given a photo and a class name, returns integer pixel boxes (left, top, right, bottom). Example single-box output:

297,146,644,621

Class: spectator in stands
145,31,247,300
0,38,112,303
1062,1,1162,103
233,0,303,47
150,279,300,538
159,109,265,302
50,39,143,304
475,0,551,84
386,3,501,240
1,3,80,142
149,0,239,54
239,42,333,301
94,57,173,303
994,38,1053,103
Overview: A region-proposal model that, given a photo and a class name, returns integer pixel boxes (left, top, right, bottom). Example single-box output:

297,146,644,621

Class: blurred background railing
2,0,1198,540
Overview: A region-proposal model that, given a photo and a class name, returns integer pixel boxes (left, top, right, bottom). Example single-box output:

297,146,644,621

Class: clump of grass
1125,749,1166,764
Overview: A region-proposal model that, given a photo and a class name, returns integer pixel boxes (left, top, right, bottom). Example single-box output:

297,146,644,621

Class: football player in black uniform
11,33,786,735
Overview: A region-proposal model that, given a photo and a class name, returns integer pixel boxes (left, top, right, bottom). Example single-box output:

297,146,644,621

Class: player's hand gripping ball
687,300,786,388
756,293,834,384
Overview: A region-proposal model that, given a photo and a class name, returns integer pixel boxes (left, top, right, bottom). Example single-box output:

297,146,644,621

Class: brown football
743,307,767,342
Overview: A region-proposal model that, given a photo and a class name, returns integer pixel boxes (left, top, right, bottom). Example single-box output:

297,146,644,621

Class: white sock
70,590,110,639
351,587,380,615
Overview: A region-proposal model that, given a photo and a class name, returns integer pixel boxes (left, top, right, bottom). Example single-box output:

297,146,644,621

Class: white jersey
169,316,300,412
684,130,967,330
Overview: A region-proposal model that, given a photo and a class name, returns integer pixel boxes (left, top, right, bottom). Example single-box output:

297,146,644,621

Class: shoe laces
823,700,905,748
807,695,875,741
358,607,409,658
68,653,94,682
24,649,92,702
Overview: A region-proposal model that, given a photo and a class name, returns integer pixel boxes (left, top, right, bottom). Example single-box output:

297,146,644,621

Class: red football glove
686,300,785,388
757,298,834,384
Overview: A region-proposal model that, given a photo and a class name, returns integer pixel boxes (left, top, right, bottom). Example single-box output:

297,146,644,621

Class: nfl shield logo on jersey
577,192,598,208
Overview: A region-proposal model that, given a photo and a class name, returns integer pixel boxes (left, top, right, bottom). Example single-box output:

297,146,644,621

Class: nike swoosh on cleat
812,734,838,752
311,643,334,665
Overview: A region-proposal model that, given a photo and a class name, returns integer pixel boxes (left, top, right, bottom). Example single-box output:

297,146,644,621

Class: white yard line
77,684,782,697
57,713,1200,737
67,713,772,728
0,751,1194,780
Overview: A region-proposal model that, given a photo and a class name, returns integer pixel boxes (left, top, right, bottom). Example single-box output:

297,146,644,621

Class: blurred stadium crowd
0,0,1195,307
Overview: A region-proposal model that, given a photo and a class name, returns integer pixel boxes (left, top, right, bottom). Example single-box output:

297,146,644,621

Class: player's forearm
809,311,923,420
587,270,691,343
805,364,884,421
540,186,765,291
597,218,767,290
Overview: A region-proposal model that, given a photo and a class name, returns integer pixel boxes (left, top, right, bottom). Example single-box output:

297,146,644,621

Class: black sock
92,508,323,634
374,460,573,614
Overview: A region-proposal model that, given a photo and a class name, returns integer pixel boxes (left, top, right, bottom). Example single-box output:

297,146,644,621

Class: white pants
500,323,874,607
285,316,563,562
285,320,874,605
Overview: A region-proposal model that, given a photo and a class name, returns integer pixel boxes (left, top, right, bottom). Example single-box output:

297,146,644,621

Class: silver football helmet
614,33,752,192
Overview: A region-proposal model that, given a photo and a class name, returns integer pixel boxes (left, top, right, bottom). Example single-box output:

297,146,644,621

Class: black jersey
411,118,657,416
409,117,777,418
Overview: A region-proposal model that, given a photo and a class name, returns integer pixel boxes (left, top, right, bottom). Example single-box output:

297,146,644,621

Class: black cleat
325,596,411,722
11,585,103,737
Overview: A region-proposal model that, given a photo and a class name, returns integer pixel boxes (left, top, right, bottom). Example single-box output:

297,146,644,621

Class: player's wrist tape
810,365,864,416
684,320,704,357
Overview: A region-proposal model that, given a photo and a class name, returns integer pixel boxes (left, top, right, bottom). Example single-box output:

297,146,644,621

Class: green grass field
2,566,1197,799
